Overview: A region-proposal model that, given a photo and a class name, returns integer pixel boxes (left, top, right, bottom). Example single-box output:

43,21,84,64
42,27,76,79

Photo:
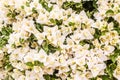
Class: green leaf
82,0,98,12
68,22,75,26
79,40,86,46
3,53,14,72
43,74,59,80
19,38,25,44
62,1,71,10
11,43,16,48
44,74,51,80
62,1,82,13
5,63,13,71
4,75,14,80
82,0,98,19
110,53,119,63
28,34,37,42
21,6,24,9
49,18,55,24
34,61,44,67
7,9,19,19
42,39,61,55
50,19,63,26
99,75,110,80
1,26,13,36
26,62,34,67
109,49,120,63
106,17,120,35
42,40,49,54
0,26,13,49
106,9,114,15
47,6,53,12
48,44,61,53
39,0,53,12
0,37,8,48
26,1,30,7
105,62,117,79
93,28,101,39
26,61,44,67
93,0,98,9
90,77,97,80
55,19,63,26
32,7,37,13
35,23,43,32
79,40,95,50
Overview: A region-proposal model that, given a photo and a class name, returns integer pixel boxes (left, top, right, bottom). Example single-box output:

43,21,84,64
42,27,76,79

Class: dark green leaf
82,0,98,12
35,23,43,32
55,19,63,26
43,74,60,80
93,28,101,39
90,77,97,80
28,34,38,49
62,1,71,10
62,1,82,13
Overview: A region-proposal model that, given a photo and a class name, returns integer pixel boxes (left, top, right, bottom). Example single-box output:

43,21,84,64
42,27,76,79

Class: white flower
75,57,86,66
33,66,42,73
12,69,24,80
114,13,120,24
90,63,106,77
36,13,49,24
70,32,81,44
81,29,94,40
24,50,37,63
35,33,45,45
80,10,88,20
18,75,25,80
0,53,4,60
103,45,115,55
0,69,7,79
117,56,120,64
73,71,88,80
113,65,120,80
21,19,35,33
37,49,47,63
0,0,120,79
14,0,27,9
25,70,44,80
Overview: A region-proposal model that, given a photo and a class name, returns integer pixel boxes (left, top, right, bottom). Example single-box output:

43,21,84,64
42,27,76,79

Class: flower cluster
0,0,120,80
